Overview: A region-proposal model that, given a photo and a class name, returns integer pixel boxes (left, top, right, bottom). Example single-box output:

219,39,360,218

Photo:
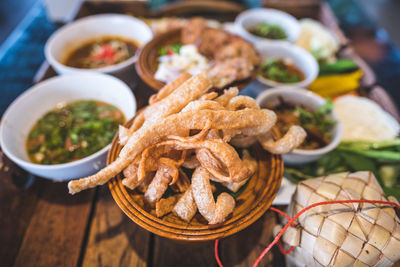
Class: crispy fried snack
191,166,235,224
258,125,307,154
149,72,192,105
68,72,307,225
144,166,171,205
173,187,197,222
220,149,257,192
156,194,181,217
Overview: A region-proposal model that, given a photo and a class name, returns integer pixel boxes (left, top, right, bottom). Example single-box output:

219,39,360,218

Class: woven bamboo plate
108,115,283,241
135,28,260,91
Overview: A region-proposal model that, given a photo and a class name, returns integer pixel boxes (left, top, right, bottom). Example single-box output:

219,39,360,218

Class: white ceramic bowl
45,14,153,75
256,87,342,165
0,73,136,181
256,42,318,88
235,8,300,44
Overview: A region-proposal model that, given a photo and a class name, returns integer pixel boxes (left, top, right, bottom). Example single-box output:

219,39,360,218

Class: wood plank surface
150,211,284,267
151,237,216,267
0,153,43,267
13,181,95,267
219,211,284,267
81,186,151,267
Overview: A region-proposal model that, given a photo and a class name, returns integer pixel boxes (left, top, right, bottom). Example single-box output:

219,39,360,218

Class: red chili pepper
167,49,174,56
91,43,116,64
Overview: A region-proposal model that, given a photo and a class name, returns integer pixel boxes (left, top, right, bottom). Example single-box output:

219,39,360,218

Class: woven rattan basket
281,171,400,267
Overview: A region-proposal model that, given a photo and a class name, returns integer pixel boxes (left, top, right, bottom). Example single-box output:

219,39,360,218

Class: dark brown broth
64,36,138,69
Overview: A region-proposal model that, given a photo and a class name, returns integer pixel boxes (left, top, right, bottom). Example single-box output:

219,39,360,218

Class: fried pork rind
118,125,131,146
214,87,239,106
171,169,190,193
144,167,171,205
173,188,197,222
154,139,252,183
143,71,212,123
67,72,307,226
68,108,277,194
227,95,259,111
258,125,307,154
220,149,258,193
198,91,218,101
156,194,181,218
191,167,235,224
149,72,191,105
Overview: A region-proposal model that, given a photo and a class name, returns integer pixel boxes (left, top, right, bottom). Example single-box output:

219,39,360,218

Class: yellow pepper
309,70,363,98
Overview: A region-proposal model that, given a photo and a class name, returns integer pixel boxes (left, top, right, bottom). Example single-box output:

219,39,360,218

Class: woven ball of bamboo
281,171,400,267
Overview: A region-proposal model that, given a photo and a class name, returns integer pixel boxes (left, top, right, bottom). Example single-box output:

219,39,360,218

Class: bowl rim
235,7,301,43
0,73,136,171
255,42,319,88
256,87,343,156
45,13,152,74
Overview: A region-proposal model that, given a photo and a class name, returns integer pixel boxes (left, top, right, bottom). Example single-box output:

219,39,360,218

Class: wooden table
0,68,285,266
0,144,284,267
2,1,399,267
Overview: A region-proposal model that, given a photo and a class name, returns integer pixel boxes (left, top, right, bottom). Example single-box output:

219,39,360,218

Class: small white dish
45,14,153,75
235,8,300,44
256,42,318,88
0,73,136,181
256,87,342,165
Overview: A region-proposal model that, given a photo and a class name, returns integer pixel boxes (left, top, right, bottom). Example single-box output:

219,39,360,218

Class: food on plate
266,99,335,150
259,58,304,83
334,95,400,141
153,17,260,89
295,19,339,63
68,72,306,224
26,100,125,164
281,171,400,267
154,44,209,83
248,22,287,40
64,36,138,69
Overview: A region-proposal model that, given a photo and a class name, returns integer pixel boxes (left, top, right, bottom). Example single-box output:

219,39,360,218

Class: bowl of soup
235,8,300,44
256,42,318,88
45,14,153,75
0,73,136,180
256,87,342,164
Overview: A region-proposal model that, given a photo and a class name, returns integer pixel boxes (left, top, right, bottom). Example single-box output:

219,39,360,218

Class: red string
214,199,400,267
215,239,223,267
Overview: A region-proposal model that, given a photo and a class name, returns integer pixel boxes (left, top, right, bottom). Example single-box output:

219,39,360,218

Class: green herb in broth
249,22,287,40
260,58,304,83
271,99,335,150
26,100,125,165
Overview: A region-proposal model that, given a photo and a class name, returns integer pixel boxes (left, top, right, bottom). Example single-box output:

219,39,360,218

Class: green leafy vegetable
295,99,336,148
26,100,125,165
158,42,183,56
249,22,287,40
260,58,304,83
284,139,400,200
319,59,359,76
